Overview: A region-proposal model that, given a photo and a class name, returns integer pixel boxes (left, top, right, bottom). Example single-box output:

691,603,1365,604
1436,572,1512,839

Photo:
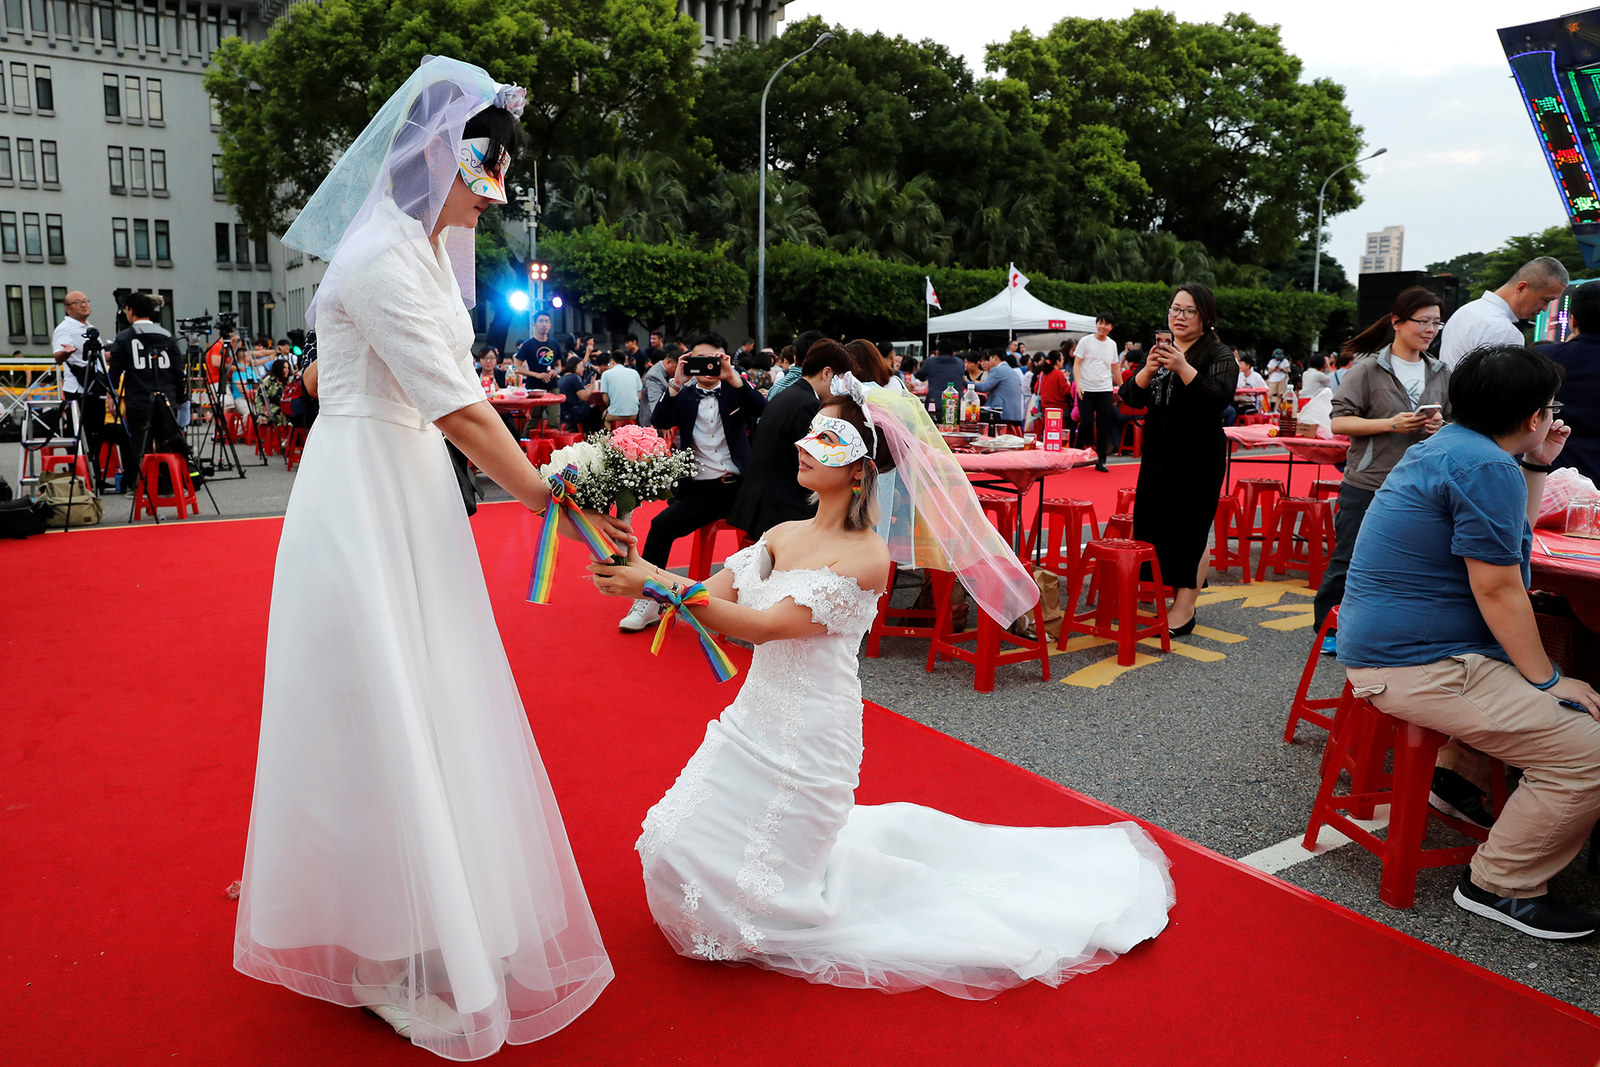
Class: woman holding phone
1311,285,1451,650
1119,284,1238,635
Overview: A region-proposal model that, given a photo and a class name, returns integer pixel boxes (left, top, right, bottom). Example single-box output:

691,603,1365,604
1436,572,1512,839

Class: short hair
1172,283,1219,333
1096,312,1115,326
794,329,824,362
1568,282,1600,334
686,331,727,353
1307,353,1326,370
1511,256,1570,291
591,350,611,367
461,104,527,181
626,335,640,346
802,338,856,378
844,338,891,385
562,356,580,373
534,311,553,323
1449,343,1564,437
123,290,157,318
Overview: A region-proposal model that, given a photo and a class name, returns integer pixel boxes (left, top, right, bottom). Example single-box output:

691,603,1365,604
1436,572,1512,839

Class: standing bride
234,57,620,1059
590,369,1172,997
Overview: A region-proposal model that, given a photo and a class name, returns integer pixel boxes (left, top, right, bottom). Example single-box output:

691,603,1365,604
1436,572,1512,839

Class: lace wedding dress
234,206,612,1060
637,541,1174,998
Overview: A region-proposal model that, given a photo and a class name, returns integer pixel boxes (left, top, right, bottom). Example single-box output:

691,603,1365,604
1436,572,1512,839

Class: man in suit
1540,280,1600,485
727,338,855,542
620,333,766,631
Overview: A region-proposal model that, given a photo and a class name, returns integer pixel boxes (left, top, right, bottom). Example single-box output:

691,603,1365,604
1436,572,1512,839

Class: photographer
52,292,97,428
108,291,187,477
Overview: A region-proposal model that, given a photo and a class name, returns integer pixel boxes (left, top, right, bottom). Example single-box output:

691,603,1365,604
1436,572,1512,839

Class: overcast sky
790,0,1571,283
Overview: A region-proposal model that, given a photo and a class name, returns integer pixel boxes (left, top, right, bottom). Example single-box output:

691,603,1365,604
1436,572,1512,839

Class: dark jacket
916,354,967,412
107,321,185,413
1544,332,1600,485
651,378,765,477
727,376,821,538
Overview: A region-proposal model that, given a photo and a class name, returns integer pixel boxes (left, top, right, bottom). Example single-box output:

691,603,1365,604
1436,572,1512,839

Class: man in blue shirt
1339,343,1600,940
974,351,1025,424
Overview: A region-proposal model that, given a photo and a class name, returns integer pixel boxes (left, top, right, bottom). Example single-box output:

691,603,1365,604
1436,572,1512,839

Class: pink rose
612,424,669,460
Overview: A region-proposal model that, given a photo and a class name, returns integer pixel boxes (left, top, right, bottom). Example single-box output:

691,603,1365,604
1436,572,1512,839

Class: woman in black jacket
1118,283,1238,635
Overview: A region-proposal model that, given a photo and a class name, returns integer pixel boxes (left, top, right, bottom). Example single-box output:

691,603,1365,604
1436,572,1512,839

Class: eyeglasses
1168,305,1199,318
1544,401,1564,417
1407,317,1444,329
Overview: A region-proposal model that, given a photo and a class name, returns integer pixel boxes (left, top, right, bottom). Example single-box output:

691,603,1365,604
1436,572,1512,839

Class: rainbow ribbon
527,464,622,605
641,579,739,683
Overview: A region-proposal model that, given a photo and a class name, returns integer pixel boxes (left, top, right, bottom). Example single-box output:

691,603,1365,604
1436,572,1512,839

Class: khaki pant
603,414,638,429
1347,654,1600,898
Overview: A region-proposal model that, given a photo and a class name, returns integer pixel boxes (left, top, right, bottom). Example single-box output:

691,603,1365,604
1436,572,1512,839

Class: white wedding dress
235,207,612,1060
638,541,1174,998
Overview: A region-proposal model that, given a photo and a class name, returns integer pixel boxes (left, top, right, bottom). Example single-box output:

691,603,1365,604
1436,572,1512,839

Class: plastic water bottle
940,384,959,428
961,382,981,423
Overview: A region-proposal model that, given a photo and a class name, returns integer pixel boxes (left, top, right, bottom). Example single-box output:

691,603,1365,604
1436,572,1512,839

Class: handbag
35,470,102,528
0,497,50,538
446,441,479,517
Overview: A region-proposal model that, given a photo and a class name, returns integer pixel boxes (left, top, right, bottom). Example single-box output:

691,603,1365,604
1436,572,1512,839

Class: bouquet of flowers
539,428,696,515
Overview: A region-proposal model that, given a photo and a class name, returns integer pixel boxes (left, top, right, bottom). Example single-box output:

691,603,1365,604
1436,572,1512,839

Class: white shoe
619,598,661,632
353,969,468,1039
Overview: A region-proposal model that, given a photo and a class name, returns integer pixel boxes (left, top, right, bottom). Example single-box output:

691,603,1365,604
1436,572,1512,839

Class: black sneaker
1429,768,1495,829
1453,873,1597,940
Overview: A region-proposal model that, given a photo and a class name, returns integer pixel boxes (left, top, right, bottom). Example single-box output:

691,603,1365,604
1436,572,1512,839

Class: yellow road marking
1061,651,1161,688
1141,638,1227,662
1191,624,1246,643
1261,612,1314,631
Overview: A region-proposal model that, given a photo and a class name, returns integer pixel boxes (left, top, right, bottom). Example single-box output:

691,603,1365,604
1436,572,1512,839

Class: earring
851,482,862,496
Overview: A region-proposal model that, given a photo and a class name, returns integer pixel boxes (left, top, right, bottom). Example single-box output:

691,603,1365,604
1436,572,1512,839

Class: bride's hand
587,556,651,599
559,508,636,548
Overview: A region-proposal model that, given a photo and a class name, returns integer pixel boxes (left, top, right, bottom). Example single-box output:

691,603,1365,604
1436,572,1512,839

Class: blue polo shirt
1337,423,1531,669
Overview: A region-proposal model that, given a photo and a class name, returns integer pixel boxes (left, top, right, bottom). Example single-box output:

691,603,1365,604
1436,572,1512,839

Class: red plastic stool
41,452,92,480
1285,606,1342,743
255,427,283,457
1232,478,1284,548
1117,421,1143,457
1101,512,1134,541
866,562,941,658
1304,690,1507,909
1030,498,1100,578
925,570,1050,692
1210,494,1251,583
1257,496,1336,587
688,519,753,581
976,489,1019,542
1310,478,1342,501
97,441,121,486
1058,539,1171,665
283,427,308,471
132,453,197,520
1115,488,1137,515
523,437,556,469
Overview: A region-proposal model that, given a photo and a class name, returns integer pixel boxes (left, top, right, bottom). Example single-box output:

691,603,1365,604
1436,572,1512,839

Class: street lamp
1312,147,1387,295
756,31,833,354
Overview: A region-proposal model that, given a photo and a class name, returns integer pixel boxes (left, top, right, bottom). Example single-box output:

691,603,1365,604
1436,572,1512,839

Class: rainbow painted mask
457,137,510,203
797,414,868,466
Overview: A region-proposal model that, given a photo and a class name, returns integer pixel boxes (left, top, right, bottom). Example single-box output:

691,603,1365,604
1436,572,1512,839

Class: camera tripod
181,327,252,480
125,389,220,523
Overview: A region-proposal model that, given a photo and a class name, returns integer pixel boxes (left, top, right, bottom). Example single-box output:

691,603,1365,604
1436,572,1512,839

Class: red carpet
4,503,1598,1066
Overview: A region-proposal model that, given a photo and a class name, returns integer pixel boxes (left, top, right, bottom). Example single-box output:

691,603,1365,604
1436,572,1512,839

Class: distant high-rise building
1359,226,1405,274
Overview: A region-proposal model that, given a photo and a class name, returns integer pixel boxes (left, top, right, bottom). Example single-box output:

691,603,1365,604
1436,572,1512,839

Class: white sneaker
619,597,661,632
352,969,468,1038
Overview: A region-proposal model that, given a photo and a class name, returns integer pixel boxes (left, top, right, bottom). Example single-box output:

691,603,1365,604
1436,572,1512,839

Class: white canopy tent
926,286,1097,336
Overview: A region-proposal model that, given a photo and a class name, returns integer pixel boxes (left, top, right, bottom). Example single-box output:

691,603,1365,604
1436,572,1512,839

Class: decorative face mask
797,413,868,467
457,137,510,203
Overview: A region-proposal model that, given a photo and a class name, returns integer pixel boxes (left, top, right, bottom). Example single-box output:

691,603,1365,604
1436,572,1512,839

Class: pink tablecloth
956,447,1096,492
1533,532,1600,631
1224,423,1349,466
489,393,560,412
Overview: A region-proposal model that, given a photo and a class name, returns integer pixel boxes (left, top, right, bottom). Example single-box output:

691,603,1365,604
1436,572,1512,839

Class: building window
236,290,251,332
129,147,146,192
4,0,21,32
33,65,52,112
124,75,141,121
150,149,166,193
257,291,271,336
16,137,34,184
51,285,65,325
214,221,228,263
0,137,11,183
208,94,220,128
212,154,223,195
217,289,231,314
234,224,248,265
107,145,124,192
157,287,173,330
133,218,149,261
39,139,56,185
254,235,268,265
27,0,44,34
28,285,47,337
22,212,41,257
5,285,24,337
146,78,162,122
10,62,28,111
45,212,62,258
103,72,120,117
141,5,157,49
0,211,16,256
0,58,6,105
97,3,115,44
154,219,169,262
112,216,128,261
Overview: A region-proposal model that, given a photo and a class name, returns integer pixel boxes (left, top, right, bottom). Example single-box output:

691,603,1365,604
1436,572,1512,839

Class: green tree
1424,250,1491,294
987,10,1366,264
947,181,1047,270
700,171,827,263
1266,247,1352,295
1476,226,1592,289
544,149,690,244
206,0,702,237
827,172,950,266
540,226,746,337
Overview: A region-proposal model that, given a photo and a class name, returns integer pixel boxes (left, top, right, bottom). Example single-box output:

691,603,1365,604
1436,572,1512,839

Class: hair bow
494,83,527,119
829,371,875,431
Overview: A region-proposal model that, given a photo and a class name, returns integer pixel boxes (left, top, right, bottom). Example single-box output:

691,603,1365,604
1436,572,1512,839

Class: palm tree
544,149,690,244
707,171,827,261
948,182,1047,270
827,171,950,266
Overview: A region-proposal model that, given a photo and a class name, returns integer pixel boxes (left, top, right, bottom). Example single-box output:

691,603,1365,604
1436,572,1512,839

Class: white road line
1237,805,1391,875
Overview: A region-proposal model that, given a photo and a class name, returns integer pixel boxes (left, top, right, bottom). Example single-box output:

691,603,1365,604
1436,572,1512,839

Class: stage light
508,290,530,312
551,295,564,309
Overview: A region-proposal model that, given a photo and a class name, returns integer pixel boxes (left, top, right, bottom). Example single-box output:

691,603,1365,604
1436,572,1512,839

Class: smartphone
1416,404,1442,414
1154,331,1173,345
684,354,722,377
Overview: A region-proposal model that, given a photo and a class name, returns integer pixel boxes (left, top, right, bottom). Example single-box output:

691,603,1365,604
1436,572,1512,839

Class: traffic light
528,260,549,283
